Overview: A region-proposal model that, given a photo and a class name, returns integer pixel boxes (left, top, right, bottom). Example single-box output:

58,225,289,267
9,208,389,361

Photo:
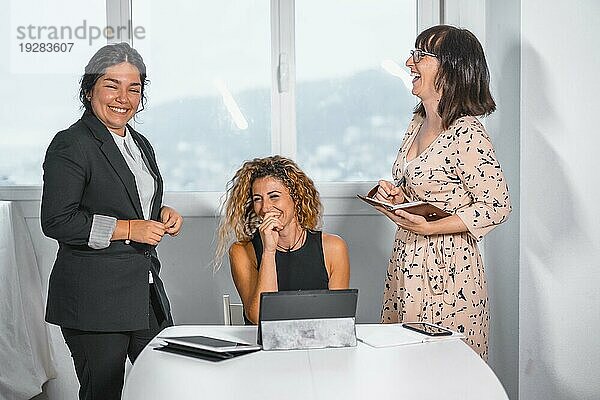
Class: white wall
441,3,521,398
446,1,600,398
483,1,521,399
520,0,600,399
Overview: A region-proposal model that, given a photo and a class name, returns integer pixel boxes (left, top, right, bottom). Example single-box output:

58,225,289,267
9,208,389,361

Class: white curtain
0,201,56,400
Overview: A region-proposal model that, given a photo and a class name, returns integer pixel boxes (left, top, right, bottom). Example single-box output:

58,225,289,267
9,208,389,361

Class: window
1,0,422,191
132,0,272,191
295,0,417,182
0,0,107,185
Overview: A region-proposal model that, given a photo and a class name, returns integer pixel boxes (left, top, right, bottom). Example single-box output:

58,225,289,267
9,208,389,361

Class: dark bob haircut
79,42,148,113
414,25,496,129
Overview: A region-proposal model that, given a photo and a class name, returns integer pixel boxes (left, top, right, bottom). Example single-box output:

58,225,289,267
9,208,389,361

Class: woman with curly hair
215,155,350,324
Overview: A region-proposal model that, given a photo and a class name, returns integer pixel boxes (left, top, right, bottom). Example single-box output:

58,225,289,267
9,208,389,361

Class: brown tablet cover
357,187,451,222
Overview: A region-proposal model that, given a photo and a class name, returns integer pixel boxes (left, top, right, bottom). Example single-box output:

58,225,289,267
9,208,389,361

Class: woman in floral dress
373,25,511,360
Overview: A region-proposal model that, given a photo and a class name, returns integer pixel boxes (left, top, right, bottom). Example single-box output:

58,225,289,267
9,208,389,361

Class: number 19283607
19,42,74,52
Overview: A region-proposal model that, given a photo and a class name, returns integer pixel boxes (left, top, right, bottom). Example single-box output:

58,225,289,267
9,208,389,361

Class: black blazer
41,111,172,331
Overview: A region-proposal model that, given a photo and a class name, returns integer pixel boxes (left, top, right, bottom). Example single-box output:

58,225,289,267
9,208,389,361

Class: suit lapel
128,125,163,221
82,112,145,219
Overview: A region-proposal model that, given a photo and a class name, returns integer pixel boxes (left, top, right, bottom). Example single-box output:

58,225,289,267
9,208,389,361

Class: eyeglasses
410,49,437,63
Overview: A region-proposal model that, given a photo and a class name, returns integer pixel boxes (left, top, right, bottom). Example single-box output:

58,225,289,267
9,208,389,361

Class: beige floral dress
381,114,511,360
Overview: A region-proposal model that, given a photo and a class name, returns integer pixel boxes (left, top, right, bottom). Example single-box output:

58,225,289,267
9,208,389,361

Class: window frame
0,0,442,218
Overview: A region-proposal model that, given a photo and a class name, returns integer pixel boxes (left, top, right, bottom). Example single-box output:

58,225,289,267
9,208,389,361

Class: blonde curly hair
214,155,322,271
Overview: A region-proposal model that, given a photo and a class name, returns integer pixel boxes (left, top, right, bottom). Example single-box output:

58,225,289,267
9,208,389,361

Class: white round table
122,324,508,400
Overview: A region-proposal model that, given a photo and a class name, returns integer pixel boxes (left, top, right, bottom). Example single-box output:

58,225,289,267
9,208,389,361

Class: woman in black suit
41,42,183,400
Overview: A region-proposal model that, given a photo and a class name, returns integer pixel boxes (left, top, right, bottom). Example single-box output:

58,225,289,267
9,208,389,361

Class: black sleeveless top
251,230,329,291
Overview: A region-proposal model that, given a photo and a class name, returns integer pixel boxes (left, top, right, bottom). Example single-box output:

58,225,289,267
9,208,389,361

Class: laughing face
251,176,298,231
405,49,441,102
88,62,142,136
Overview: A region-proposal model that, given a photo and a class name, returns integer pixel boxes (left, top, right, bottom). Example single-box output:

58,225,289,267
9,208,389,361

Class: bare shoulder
229,241,253,260
229,241,257,268
322,232,348,253
321,232,350,287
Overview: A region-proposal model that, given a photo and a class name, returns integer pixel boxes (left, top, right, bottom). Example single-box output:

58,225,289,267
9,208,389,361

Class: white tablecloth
0,201,56,400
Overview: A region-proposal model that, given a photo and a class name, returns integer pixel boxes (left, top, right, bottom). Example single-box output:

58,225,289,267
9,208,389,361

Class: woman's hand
258,210,283,254
392,209,432,235
376,207,468,236
375,206,432,235
129,220,167,245
374,179,405,205
160,206,183,236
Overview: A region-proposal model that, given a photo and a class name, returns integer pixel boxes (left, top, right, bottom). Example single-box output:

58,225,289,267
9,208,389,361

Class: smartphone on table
402,322,453,336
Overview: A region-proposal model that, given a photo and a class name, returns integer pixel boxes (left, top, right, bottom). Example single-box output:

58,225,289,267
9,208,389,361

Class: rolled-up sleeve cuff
88,215,117,249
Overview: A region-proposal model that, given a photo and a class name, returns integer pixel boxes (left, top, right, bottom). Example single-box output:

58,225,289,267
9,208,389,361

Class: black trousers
61,287,171,400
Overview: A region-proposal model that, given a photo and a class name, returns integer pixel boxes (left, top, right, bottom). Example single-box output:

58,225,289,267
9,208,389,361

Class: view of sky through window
1,1,417,190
